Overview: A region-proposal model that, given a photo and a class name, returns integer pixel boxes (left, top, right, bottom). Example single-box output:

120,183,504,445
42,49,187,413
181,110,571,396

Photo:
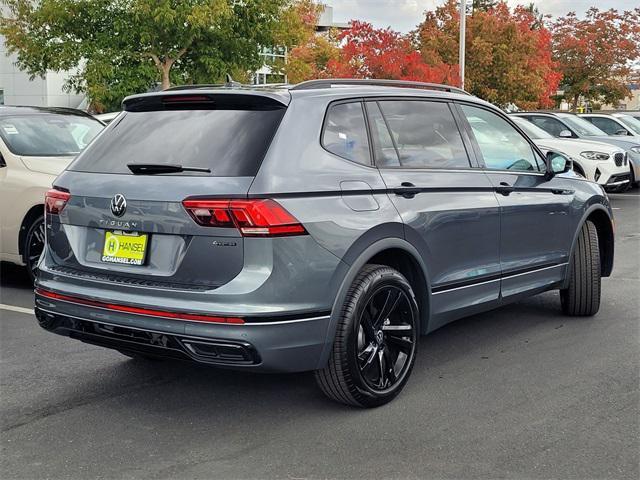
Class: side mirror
559,129,573,138
614,129,629,136
545,151,571,180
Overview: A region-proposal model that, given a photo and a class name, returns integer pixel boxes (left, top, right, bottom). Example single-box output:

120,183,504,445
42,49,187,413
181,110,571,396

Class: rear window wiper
127,163,211,175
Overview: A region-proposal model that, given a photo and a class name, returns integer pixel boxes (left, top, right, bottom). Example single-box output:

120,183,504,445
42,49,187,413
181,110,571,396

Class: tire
22,215,45,285
560,220,601,316
315,264,419,408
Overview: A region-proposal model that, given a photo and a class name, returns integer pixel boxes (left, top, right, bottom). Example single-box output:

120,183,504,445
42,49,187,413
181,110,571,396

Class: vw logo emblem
110,194,127,217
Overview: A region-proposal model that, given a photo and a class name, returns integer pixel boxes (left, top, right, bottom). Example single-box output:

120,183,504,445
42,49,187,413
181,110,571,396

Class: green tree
0,0,310,111
551,8,640,110
416,0,561,109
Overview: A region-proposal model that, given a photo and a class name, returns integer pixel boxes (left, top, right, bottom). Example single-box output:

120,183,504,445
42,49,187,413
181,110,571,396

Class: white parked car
511,116,630,191
0,106,104,282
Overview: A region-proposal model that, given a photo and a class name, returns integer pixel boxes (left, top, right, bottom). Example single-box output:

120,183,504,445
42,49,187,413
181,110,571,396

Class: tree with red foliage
417,0,561,109
551,8,640,110
326,21,457,84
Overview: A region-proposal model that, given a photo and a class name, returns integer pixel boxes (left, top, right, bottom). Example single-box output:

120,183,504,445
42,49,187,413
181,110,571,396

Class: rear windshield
0,114,103,156
69,107,286,176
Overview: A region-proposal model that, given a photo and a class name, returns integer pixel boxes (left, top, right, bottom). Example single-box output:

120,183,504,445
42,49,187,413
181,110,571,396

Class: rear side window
527,116,568,137
69,107,285,176
322,102,371,165
374,100,470,169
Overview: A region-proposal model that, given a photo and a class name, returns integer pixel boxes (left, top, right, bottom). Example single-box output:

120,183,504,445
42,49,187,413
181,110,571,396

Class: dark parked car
35,80,614,407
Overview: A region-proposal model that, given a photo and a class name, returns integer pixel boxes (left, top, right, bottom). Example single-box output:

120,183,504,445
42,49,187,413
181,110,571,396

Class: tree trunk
572,93,579,112
160,62,172,90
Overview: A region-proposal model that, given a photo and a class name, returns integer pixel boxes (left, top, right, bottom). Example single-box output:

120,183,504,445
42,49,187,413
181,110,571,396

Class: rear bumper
35,293,331,373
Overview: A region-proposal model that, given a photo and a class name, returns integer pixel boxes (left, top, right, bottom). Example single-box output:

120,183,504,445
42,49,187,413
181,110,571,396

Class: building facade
0,35,84,108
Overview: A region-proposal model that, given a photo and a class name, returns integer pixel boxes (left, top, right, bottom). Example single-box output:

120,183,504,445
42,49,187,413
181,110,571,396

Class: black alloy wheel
356,284,416,393
23,215,45,284
315,264,419,407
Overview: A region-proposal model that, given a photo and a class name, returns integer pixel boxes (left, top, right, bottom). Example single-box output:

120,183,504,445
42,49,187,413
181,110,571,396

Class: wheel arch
18,204,44,259
318,232,432,369
566,205,614,284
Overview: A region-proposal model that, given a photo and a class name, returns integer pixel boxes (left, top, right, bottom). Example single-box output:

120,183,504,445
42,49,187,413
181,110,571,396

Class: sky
331,0,640,33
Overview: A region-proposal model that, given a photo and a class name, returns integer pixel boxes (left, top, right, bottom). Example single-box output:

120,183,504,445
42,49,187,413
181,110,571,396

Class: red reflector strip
35,288,244,324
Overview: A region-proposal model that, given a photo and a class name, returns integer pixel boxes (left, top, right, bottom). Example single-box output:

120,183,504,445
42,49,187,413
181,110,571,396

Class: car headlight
630,146,640,154
580,151,610,161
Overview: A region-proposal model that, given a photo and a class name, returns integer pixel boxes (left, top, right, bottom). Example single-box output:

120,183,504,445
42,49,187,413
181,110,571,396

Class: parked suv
513,111,640,187
36,80,614,407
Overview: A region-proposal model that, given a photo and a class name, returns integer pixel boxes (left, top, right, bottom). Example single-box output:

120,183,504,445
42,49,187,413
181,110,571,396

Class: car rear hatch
43,90,290,290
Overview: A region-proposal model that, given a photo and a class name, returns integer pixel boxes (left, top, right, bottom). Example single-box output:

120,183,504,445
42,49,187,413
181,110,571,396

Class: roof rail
291,78,470,95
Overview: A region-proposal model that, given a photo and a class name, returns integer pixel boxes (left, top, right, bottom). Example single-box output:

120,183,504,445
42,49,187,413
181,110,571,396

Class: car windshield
0,114,103,156
615,115,640,135
559,115,607,137
511,117,554,139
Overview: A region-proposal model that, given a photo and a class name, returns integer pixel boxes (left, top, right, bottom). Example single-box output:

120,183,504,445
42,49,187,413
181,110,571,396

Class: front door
365,98,502,329
457,103,574,299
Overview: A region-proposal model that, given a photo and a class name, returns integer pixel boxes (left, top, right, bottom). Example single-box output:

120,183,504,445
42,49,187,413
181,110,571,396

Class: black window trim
364,97,477,171
454,101,548,176
320,98,375,168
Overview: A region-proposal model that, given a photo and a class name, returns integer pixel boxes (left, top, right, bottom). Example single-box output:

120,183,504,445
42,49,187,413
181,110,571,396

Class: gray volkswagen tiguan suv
35,79,614,407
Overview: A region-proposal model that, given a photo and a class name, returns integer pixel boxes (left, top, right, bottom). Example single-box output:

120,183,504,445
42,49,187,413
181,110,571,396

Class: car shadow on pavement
0,262,32,289
4,290,575,432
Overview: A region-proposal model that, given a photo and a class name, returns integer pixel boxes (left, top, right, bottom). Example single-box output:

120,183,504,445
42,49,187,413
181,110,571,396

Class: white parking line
0,303,34,315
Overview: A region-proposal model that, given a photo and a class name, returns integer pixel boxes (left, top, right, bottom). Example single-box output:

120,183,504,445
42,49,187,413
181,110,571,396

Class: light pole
459,0,466,90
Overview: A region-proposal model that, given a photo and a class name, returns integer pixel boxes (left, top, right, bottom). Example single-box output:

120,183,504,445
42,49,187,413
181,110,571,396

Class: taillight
182,198,307,237
45,189,70,215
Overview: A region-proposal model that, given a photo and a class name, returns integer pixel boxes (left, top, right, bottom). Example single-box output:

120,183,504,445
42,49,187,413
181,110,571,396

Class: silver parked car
35,80,614,407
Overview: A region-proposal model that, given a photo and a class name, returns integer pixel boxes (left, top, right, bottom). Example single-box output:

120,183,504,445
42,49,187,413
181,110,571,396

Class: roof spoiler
122,91,289,112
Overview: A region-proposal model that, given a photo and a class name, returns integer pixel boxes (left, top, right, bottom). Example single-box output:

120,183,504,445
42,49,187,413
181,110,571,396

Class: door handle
394,182,421,198
495,182,514,196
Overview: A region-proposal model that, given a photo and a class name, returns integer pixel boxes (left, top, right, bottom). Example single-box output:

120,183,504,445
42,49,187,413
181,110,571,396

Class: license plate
101,231,148,266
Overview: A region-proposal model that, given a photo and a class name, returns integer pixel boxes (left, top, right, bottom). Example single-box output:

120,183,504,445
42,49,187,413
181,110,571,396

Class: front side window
322,102,370,165
588,117,626,135
462,105,542,172
558,115,606,137
373,100,470,169
0,114,103,156
616,115,640,135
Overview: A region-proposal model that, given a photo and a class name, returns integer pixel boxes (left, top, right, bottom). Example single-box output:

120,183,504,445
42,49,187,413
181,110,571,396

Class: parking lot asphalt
1,190,638,480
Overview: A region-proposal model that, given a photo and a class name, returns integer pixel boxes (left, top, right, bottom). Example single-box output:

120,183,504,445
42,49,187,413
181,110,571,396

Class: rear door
366,98,501,328
45,94,287,290
457,103,574,299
